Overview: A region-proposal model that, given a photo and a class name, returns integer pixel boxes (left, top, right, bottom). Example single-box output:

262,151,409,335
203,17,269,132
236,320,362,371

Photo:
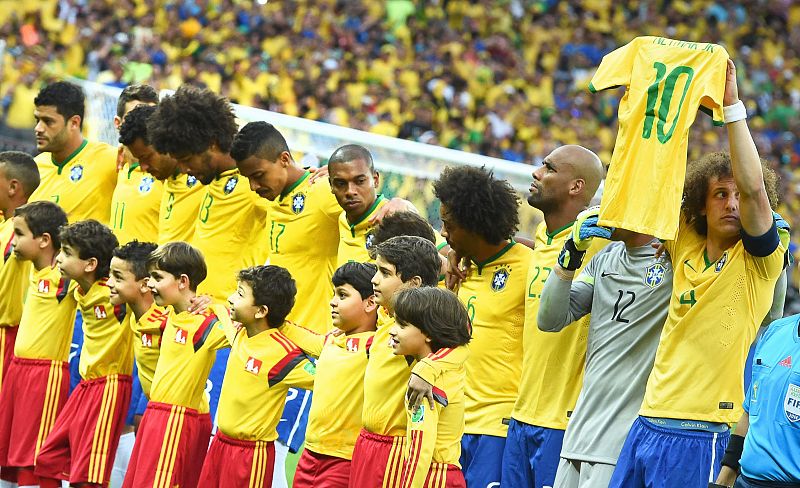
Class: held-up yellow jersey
590,36,728,240
281,322,374,460
110,163,163,244
76,279,134,380
0,218,30,327
194,169,270,302
402,347,468,488
337,195,387,267
642,222,788,423
512,223,603,429
216,326,315,442
30,139,118,223
15,265,78,360
130,304,170,398
268,173,340,333
150,304,231,412
158,173,204,244
457,241,532,437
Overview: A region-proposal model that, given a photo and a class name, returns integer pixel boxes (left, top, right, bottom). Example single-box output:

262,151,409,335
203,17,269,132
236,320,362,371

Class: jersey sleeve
279,321,326,357
401,401,442,488
267,348,315,391
745,226,789,281
537,261,594,332
205,304,234,351
588,38,639,93
411,345,468,386
698,49,728,126
278,355,316,391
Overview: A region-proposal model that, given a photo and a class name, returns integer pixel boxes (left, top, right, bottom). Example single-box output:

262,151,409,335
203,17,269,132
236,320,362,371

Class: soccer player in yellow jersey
284,262,379,487
147,86,270,302
119,104,205,244
0,151,40,390
609,61,790,488
350,236,446,488
0,202,71,488
125,242,230,488
501,145,605,488
432,166,533,487
29,81,118,223
390,287,471,488
200,265,316,488
110,85,163,245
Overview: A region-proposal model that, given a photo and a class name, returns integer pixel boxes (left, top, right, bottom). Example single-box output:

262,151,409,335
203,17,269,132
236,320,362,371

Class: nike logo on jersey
601,271,617,277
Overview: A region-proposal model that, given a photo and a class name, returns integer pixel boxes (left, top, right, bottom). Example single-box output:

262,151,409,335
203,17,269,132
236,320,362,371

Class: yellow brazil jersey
457,241,532,437
642,221,788,424
15,265,78,361
512,223,604,429
402,347,468,488
150,304,231,412
194,169,270,302
281,322,375,460
336,194,388,267
590,36,728,240
0,218,31,327
76,279,134,380
110,162,163,244
216,326,315,442
268,173,340,333
130,304,170,398
158,173,204,244
30,139,118,223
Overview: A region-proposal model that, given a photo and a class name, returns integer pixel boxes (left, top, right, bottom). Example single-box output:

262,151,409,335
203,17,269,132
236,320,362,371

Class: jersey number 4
642,62,695,144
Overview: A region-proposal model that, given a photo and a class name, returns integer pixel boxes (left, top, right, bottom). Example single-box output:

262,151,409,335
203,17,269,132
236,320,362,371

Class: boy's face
107,257,147,306
56,243,90,279
147,268,182,307
388,319,430,357
11,216,44,262
371,255,405,309
227,280,265,324
330,283,372,332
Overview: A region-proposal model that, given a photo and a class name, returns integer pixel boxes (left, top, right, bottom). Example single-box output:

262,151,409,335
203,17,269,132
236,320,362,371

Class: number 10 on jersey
642,62,695,144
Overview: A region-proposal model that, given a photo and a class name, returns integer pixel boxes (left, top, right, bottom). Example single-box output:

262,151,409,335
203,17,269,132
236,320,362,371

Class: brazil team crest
224,176,238,195
292,193,306,214
715,252,728,273
491,268,510,292
187,175,198,187
139,176,155,194
69,165,84,182
784,383,800,422
644,263,666,288
365,231,375,250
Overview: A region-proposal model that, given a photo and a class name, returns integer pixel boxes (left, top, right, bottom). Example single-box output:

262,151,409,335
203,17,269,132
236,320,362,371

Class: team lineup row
0,59,795,488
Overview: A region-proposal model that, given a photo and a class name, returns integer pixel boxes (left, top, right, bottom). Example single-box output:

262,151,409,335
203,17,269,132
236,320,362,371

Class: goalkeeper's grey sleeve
537,260,595,332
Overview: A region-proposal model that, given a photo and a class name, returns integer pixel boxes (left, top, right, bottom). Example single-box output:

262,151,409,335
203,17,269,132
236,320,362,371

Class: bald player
502,145,606,488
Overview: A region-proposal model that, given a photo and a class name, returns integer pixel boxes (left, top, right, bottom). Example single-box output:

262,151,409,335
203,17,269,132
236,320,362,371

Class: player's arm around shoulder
277,321,326,358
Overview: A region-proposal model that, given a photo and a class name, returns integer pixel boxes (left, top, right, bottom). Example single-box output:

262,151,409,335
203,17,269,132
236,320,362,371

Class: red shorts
349,429,407,488
0,357,69,468
34,374,132,486
198,430,275,488
122,402,211,488
418,463,465,488
293,449,351,488
0,326,17,391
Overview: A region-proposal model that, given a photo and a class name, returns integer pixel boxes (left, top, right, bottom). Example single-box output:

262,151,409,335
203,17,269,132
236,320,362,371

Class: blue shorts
609,416,729,488
277,388,312,453
460,433,506,488
68,310,84,393
501,418,564,488
135,390,149,415
125,367,143,425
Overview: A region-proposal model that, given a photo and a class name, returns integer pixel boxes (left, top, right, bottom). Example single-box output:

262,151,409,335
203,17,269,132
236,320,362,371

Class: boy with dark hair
433,165,533,487
0,150,40,391
33,220,133,488
200,265,316,487
370,211,437,249
124,242,230,488
390,286,471,488
0,201,71,488
285,262,380,487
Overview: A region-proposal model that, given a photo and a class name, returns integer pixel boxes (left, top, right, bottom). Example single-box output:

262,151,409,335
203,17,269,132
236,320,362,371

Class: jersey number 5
642,62,695,144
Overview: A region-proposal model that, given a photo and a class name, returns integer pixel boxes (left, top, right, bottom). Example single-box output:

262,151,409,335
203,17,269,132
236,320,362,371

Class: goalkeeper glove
573,206,615,251
557,237,586,271
772,211,790,231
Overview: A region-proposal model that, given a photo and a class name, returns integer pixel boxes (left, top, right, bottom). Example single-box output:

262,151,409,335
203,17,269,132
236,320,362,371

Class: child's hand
189,294,212,314
406,373,435,410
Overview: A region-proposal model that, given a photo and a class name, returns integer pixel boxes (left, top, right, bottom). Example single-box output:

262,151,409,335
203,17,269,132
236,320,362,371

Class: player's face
237,154,288,201
372,255,404,309
528,148,573,212
439,204,470,257
329,160,379,218
127,138,178,181
147,268,182,307
174,150,215,185
703,176,741,239
11,216,43,262
388,319,430,358
330,283,370,331
108,257,145,306
55,244,89,280
227,281,263,324
34,106,74,153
